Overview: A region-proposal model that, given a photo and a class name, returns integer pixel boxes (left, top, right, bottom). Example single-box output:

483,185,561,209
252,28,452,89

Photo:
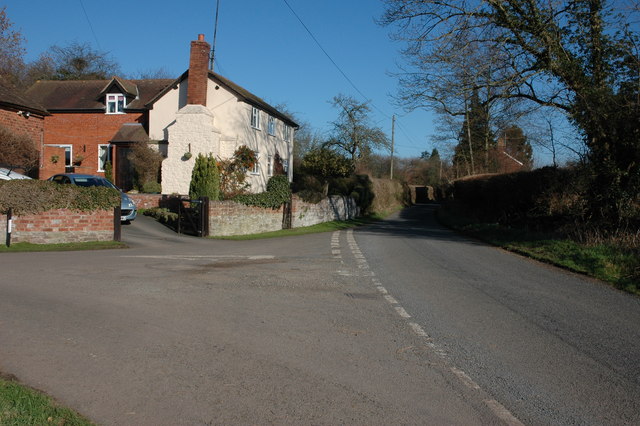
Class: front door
116,146,134,191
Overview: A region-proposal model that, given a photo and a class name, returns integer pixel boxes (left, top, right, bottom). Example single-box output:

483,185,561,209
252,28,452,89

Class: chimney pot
198,34,205,41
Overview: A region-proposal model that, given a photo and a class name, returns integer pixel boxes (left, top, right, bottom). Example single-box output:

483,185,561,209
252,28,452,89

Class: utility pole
209,0,221,71
390,114,395,179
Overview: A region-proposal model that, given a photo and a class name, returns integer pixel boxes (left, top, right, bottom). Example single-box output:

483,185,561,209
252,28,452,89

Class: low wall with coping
1,209,114,244
207,195,359,236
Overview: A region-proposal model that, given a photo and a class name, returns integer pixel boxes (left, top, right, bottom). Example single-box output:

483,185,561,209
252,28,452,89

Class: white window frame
106,93,126,114
267,155,273,176
251,107,261,129
98,144,111,172
284,125,292,142
267,116,275,136
251,151,260,175
46,144,72,167
283,159,289,173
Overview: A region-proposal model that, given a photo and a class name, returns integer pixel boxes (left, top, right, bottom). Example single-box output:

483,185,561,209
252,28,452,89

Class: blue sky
6,0,435,160
6,0,578,165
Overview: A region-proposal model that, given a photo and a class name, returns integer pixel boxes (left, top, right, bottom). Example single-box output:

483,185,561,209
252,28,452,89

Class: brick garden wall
1,209,114,245
128,193,164,209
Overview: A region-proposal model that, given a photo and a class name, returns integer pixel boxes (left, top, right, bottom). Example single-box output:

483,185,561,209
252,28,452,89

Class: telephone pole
390,114,395,179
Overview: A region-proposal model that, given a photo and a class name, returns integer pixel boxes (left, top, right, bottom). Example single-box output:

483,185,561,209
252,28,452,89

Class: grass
437,204,640,295
0,374,93,425
210,215,383,240
0,240,126,253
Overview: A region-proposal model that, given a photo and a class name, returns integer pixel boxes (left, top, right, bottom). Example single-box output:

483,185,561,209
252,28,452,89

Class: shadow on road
358,203,484,245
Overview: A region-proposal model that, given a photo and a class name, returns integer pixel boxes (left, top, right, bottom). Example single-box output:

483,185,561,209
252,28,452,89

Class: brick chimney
187,34,210,106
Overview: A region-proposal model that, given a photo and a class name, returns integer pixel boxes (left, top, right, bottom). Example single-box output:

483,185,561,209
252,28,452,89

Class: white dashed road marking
340,228,524,426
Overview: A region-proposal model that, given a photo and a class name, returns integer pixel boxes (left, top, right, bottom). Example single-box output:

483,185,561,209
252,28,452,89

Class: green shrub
143,207,178,224
128,141,164,192
141,181,162,194
235,175,292,209
104,161,114,184
0,180,120,215
189,153,220,200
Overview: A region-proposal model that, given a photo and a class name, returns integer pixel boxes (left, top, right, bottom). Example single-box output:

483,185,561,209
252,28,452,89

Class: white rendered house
149,34,298,195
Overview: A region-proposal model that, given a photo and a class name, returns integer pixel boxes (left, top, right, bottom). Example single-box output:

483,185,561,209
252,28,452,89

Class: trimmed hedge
234,175,291,209
452,167,588,228
0,180,120,216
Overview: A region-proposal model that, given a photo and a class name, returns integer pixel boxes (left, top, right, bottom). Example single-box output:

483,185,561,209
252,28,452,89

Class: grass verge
0,240,126,253
210,215,383,240
437,204,639,295
0,373,93,425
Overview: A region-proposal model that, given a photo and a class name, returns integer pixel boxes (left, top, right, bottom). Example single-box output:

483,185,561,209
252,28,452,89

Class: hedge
452,167,589,228
234,175,291,209
0,180,120,216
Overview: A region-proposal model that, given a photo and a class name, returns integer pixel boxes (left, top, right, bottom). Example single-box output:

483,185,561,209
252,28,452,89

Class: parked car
0,167,32,180
47,173,137,222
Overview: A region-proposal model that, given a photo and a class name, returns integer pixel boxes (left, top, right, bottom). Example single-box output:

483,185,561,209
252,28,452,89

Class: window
106,93,125,114
284,125,292,142
251,107,261,129
283,159,289,173
98,145,110,172
267,155,273,176
251,152,260,174
267,116,275,136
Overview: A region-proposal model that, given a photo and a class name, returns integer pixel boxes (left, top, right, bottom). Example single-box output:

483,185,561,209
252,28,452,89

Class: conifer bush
188,153,220,200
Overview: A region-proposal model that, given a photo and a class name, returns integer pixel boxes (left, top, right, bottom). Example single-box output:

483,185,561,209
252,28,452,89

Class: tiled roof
146,71,299,128
110,123,149,143
211,72,299,128
0,82,48,115
25,78,174,111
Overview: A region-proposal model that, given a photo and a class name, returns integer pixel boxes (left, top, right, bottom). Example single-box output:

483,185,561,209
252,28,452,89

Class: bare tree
381,0,640,223
0,7,25,87
45,42,121,80
0,125,39,174
325,94,389,165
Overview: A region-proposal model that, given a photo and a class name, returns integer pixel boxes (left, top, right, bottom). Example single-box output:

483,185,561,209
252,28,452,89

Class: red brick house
25,77,172,186
0,82,48,174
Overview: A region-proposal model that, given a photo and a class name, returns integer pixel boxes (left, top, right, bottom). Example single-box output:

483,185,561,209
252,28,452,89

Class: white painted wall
160,105,220,195
150,75,294,195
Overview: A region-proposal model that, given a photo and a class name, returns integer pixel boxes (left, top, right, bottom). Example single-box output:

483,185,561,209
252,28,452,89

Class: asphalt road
0,208,638,425
355,204,640,425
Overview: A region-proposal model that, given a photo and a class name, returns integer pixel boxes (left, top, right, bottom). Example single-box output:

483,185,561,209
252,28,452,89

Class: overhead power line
281,0,370,103
78,0,102,51
281,0,426,155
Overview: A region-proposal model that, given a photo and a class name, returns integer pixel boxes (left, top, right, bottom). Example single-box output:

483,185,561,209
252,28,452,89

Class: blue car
48,173,137,222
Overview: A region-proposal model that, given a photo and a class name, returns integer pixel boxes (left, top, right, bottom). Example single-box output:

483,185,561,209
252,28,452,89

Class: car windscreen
72,177,117,189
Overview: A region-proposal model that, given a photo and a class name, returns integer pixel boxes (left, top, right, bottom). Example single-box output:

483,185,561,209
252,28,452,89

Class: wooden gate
177,197,210,237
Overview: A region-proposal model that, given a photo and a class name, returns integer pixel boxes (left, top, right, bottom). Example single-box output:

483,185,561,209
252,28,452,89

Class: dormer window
106,93,125,114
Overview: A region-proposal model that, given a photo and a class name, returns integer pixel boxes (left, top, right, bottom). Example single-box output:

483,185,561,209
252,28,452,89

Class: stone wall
1,209,114,245
207,195,359,237
208,201,284,236
291,196,359,228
